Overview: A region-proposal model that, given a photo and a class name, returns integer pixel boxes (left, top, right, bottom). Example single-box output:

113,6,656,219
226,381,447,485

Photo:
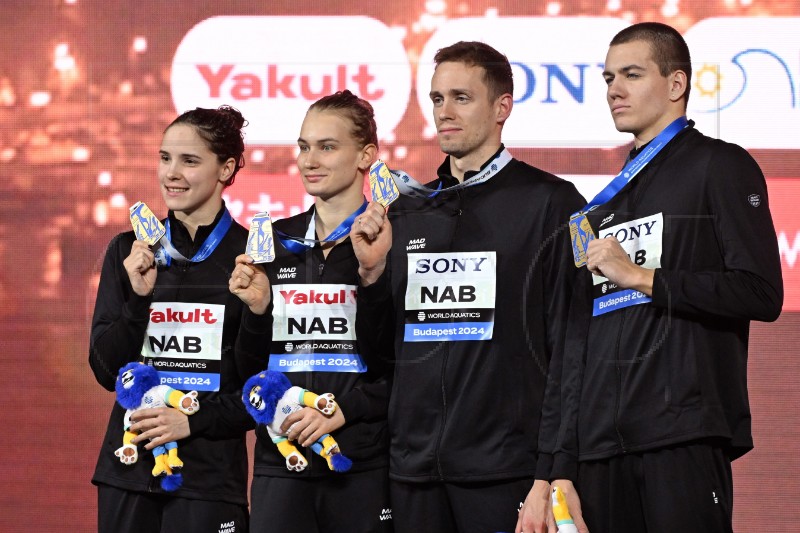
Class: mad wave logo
218,521,236,533
407,237,426,250
172,16,411,144
379,508,392,521
277,267,297,279
685,17,800,149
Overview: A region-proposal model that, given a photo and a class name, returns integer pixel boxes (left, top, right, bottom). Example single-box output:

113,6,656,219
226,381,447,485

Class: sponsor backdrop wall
1,0,798,529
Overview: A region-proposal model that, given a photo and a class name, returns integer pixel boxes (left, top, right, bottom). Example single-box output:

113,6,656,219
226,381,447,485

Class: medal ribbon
155,209,233,267
573,116,689,217
390,148,513,199
277,199,367,254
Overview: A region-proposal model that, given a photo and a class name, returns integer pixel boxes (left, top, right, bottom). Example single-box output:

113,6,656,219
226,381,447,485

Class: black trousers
389,477,533,533
249,467,392,533
577,441,734,533
97,484,248,533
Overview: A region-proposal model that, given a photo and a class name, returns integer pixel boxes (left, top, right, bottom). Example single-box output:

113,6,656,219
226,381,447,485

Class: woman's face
296,110,373,201
158,124,233,220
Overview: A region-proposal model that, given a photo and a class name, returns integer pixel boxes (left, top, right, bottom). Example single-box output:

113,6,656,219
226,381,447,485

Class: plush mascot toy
242,370,352,473
114,362,199,491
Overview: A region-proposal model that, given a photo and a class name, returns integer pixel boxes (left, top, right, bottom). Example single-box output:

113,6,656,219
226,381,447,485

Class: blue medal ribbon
568,117,689,267
155,209,233,266
575,116,689,216
277,199,367,254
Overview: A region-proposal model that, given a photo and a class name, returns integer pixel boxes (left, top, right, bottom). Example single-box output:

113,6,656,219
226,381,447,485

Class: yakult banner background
1,1,798,530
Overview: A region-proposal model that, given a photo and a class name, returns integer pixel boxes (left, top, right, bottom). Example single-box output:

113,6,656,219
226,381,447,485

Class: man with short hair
537,22,783,533
352,41,584,532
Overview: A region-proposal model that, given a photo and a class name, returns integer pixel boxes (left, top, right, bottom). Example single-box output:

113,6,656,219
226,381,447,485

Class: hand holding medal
229,252,271,316
227,211,275,315
350,160,397,286
126,201,162,296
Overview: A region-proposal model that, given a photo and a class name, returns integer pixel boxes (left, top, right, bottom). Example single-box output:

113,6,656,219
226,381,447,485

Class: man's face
429,61,502,163
603,40,677,145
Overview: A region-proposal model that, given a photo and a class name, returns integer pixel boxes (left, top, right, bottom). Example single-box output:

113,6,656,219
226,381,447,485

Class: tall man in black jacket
352,41,584,532
542,22,783,533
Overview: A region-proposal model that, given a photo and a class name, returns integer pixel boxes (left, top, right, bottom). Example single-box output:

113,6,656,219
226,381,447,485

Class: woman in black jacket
90,106,252,532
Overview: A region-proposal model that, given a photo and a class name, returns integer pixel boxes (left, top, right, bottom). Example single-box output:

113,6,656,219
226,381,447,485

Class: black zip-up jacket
545,124,783,480
358,149,584,482
90,207,252,504
236,207,391,478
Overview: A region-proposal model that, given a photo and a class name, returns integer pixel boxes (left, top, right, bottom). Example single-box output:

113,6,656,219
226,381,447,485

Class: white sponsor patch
272,284,357,341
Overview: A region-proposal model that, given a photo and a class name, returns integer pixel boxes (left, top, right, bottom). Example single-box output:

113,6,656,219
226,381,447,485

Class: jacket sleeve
89,234,153,391
536,182,586,480
193,301,263,438
337,368,392,425
545,271,592,482
348,260,396,424
650,143,783,322
188,392,255,438
234,304,273,382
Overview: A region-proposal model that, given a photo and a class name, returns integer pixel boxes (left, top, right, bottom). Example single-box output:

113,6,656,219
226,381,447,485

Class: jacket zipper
434,190,463,480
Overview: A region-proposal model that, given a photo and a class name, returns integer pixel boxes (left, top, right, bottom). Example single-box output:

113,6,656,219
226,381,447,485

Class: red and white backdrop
1,1,798,529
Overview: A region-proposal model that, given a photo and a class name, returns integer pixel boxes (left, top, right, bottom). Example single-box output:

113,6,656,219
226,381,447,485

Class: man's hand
229,254,271,315
586,237,654,296
516,479,556,533
552,479,589,533
123,240,157,296
350,202,392,286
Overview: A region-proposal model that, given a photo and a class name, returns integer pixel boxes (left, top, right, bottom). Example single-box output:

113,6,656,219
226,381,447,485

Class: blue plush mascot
242,370,352,473
114,362,199,491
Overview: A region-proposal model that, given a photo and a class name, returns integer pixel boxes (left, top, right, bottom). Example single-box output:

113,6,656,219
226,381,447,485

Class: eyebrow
429,88,472,98
297,137,340,144
603,64,647,77
159,149,203,159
